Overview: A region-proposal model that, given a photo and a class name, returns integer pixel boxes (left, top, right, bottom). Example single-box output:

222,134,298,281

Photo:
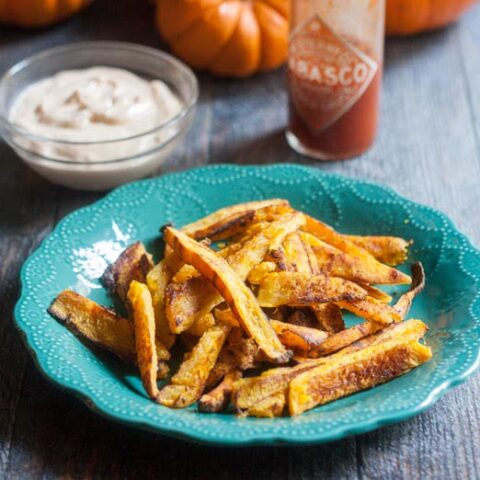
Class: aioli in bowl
9,66,183,162
0,42,198,191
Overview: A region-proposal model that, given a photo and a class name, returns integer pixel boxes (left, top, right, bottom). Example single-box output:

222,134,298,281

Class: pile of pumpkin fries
48,199,431,417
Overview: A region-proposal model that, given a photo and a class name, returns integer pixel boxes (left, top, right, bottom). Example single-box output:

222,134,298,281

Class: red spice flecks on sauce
288,15,382,159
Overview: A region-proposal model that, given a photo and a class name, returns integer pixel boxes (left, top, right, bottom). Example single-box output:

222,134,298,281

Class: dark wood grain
1,1,480,478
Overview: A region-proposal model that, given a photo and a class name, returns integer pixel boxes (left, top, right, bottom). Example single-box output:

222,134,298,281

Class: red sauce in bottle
288,68,382,159
286,16,382,160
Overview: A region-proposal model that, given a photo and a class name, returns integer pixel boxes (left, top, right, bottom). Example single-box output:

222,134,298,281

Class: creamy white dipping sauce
9,66,184,162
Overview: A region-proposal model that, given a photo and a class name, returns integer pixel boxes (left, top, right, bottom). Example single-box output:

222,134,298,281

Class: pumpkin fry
198,369,241,413
288,339,432,415
128,281,166,399
166,213,304,334
180,198,289,240
356,282,392,303
302,217,411,284
313,264,426,356
233,319,429,416
102,242,154,305
394,262,425,318
146,260,176,349
339,319,429,355
336,296,402,325
311,322,382,357
270,319,329,355
300,231,405,285
164,227,291,363
48,290,170,367
256,272,367,308
287,232,345,333
344,235,411,266
157,324,230,408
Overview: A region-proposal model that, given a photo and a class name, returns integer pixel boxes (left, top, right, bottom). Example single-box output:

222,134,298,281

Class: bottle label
288,15,378,134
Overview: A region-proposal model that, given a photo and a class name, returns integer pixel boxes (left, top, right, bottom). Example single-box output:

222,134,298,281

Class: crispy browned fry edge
280,232,312,272
301,231,403,286
164,227,292,363
180,199,289,240
270,319,329,355
165,276,210,333
345,235,411,266
302,216,411,284
247,393,286,418
157,324,230,408
198,369,241,413
49,290,137,362
48,290,170,365
204,326,261,391
310,304,345,333
336,297,402,325
232,363,317,416
356,282,392,303
256,272,367,308
290,233,345,334
146,260,176,349
102,242,153,304
166,213,305,334
310,310,426,356
394,262,425,318
339,319,429,356
312,322,382,357
288,339,432,415
233,319,429,416
336,263,425,327
128,281,161,399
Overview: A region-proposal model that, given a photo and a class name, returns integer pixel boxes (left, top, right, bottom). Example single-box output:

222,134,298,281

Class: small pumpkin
386,0,477,36
0,0,92,28
156,0,289,77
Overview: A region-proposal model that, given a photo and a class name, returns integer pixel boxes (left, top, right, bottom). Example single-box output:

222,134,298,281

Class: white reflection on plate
71,221,131,295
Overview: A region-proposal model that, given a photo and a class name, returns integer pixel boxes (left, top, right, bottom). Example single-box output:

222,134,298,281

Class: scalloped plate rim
14,163,480,446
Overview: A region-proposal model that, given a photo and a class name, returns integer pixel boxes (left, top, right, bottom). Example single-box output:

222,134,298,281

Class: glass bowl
0,42,198,191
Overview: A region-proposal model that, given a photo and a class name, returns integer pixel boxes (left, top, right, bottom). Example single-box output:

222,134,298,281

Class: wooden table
1,1,480,478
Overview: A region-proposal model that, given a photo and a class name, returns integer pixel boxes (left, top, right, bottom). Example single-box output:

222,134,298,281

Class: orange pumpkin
156,0,289,77
0,0,91,28
386,0,477,35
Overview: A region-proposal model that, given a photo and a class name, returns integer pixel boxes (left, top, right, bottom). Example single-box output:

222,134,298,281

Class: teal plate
14,164,480,446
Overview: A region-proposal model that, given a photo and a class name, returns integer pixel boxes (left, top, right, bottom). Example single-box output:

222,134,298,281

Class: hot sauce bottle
286,0,385,160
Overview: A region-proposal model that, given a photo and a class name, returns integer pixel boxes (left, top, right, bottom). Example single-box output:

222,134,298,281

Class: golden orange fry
302,217,411,284
166,213,305,334
128,281,167,399
198,369,242,413
146,260,176,349
157,324,230,408
270,319,329,355
164,227,291,363
181,199,290,240
288,339,432,415
256,272,367,308
102,242,153,305
48,290,170,366
344,235,411,266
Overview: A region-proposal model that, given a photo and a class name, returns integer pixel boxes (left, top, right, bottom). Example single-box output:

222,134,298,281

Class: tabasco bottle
286,0,385,160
